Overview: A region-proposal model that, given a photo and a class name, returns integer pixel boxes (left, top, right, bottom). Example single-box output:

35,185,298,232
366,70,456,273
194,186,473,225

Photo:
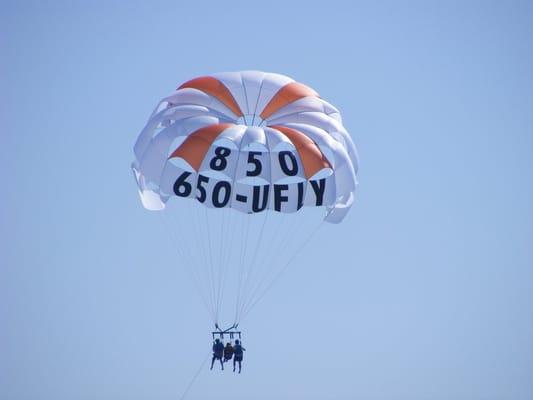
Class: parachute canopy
132,71,358,223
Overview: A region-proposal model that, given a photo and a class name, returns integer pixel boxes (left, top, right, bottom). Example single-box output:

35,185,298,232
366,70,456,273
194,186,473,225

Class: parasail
132,71,358,333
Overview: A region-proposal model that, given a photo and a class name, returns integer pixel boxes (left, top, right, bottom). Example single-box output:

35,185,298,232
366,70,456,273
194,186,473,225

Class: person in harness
210,338,224,370
223,342,234,364
233,339,246,373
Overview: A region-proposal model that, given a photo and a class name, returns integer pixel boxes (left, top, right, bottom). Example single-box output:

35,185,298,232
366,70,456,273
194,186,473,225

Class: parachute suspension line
237,213,253,321
258,214,319,301
254,209,287,269
202,206,219,325
235,210,270,323
214,207,226,322
219,207,237,323
211,206,228,325
232,213,245,325
165,205,214,322
234,213,251,325
234,214,250,323
235,211,269,323
216,208,231,324
275,213,309,263
215,207,231,323
157,209,215,324
243,215,301,300
240,211,302,315
177,351,211,400
241,220,324,322
278,212,314,266
234,210,292,321
242,219,324,321
193,202,217,322
184,201,218,325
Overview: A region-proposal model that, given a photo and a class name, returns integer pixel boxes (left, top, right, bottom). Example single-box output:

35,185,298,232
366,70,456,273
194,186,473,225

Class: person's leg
233,358,236,372
238,360,242,373
220,357,224,370
210,355,215,370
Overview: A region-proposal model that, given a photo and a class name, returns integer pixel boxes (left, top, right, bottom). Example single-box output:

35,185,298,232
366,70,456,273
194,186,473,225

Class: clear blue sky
1,1,532,399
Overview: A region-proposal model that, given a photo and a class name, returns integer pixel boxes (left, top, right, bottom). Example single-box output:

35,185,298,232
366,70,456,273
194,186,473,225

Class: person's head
215,338,220,343
226,342,231,346
235,339,240,344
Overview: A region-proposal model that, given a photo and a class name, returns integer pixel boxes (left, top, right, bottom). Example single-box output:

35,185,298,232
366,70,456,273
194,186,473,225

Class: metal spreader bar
212,323,241,341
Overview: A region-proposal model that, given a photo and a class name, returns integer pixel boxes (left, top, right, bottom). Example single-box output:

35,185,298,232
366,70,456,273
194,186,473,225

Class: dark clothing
211,354,223,370
233,344,245,360
223,345,234,361
210,341,225,370
212,342,224,359
233,344,246,373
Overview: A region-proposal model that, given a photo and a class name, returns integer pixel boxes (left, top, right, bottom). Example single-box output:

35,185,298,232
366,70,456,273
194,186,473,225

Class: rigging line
217,210,230,315
159,209,212,320
232,213,244,324
273,213,307,264
217,207,236,322
241,220,324,321
245,213,317,313
235,119,274,321
159,212,205,313
192,202,217,319
245,212,301,297
251,210,286,274
232,212,246,325
203,206,219,323
177,202,210,289
177,351,211,400
236,211,269,321
235,213,251,315
236,210,270,322
237,212,302,319
236,211,289,319
214,207,226,319
236,214,253,320
188,201,212,314
215,206,231,320
268,213,308,268
242,219,323,320
267,218,306,279
223,136,245,326
261,210,292,263
192,202,216,324
220,208,235,316
240,220,319,322
158,210,215,323
191,202,216,319
210,209,221,320
234,213,250,324
174,202,217,323
194,202,217,319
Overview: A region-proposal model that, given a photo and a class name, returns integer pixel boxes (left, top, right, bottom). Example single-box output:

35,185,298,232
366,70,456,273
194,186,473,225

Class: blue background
1,1,532,399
